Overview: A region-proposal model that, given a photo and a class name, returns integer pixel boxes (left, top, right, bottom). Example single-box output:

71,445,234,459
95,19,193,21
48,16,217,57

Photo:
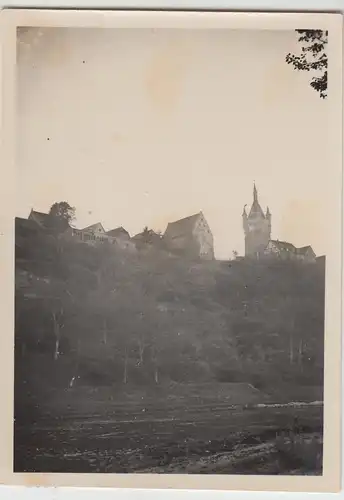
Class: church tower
242,184,271,258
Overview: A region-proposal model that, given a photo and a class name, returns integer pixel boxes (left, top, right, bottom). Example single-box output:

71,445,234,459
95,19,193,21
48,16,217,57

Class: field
15,383,323,474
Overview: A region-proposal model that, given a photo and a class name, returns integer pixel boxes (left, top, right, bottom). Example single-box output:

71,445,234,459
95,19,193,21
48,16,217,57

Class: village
17,184,319,264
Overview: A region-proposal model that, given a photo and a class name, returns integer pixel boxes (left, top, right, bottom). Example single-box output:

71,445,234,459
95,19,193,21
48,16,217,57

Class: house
16,216,41,233
26,209,136,251
106,227,130,240
106,226,135,250
15,217,41,258
316,255,326,266
296,245,317,263
74,222,136,251
132,228,163,250
264,240,297,260
264,240,316,263
164,212,214,260
74,222,109,245
28,210,50,228
28,209,74,238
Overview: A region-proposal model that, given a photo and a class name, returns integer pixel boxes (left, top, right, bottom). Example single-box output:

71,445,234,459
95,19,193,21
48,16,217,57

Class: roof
132,229,161,241
247,184,266,219
81,222,106,233
296,245,315,256
106,227,130,238
248,200,265,219
270,240,296,252
16,217,40,231
164,212,203,239
29,210,50,227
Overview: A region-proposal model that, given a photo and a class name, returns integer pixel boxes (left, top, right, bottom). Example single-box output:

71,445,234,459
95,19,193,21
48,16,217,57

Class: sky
16,27,330,259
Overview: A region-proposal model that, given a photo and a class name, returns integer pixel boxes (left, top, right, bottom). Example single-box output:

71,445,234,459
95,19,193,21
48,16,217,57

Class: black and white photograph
2,9,342,490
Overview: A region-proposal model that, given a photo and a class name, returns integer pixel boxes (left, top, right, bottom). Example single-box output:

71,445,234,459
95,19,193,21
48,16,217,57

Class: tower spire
253,182,258,203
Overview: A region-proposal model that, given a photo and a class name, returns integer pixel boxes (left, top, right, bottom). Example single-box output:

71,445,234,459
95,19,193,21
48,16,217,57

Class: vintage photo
2,9,341,490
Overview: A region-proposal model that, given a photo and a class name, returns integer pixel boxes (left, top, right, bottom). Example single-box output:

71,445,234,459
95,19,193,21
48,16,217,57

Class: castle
242,184,316,263
17,186,316,263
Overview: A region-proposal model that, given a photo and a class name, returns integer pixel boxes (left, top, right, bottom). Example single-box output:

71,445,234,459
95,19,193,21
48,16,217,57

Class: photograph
1,8,342,492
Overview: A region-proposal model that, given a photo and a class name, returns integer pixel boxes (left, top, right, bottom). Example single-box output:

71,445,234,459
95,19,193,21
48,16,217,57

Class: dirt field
14,389,323,474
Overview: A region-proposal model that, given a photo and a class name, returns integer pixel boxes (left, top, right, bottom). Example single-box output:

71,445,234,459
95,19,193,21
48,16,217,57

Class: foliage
48,201,75,232
286,29,328,99
15,221,325,418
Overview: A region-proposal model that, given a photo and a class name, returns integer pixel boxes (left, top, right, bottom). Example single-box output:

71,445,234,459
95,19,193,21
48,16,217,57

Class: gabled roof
29,210,50,227
106,226,130,238
164,212,203,239
81,222,106,234
296,245,315,256
269,240,296,252
16,216,40,231
132,229,161,241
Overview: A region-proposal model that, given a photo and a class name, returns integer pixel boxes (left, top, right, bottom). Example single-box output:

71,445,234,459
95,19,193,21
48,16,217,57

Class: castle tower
242,184,271,258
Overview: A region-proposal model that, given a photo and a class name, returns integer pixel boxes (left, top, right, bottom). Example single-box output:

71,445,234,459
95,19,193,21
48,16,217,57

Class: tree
286,30,328,99
48,201,75,232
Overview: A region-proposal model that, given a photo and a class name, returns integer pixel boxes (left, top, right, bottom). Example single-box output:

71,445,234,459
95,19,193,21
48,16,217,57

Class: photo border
0,8,342,492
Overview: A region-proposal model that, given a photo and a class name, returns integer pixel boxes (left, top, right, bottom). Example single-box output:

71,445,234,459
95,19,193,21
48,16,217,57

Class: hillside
14,220,325,473
15,219,325,406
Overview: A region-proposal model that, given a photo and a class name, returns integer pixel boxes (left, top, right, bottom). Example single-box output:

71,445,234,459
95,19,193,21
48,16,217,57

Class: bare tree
51,308,64,360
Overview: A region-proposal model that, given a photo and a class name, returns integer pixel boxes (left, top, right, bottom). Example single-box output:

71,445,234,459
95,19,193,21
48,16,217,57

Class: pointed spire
242,204,247,217
253,183,258,203
248,183,265,219
266,206,271,216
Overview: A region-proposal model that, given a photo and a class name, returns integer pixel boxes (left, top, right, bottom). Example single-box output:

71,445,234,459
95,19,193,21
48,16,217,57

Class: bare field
14,386,323,474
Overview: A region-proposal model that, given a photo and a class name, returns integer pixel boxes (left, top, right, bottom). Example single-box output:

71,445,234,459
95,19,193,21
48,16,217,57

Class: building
15,216,42,259
264,240,316,263
73,222,136,251
164,211,214,260
242,185,316,263
132,228,163,250
27,210,135,251
296,245,317,263
106,227,130,240
74,222,109,244
28,209,74,238
28,210,50,228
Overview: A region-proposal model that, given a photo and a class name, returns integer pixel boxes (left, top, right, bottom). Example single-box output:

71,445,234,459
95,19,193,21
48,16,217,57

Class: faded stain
18,28,71,68
145,37,193,117
111,132,125,143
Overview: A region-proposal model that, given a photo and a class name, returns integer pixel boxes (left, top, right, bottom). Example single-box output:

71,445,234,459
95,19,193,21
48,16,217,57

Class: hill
15,219,325,420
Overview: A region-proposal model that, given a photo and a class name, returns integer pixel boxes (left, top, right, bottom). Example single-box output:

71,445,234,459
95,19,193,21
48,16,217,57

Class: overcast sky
16,27,330,259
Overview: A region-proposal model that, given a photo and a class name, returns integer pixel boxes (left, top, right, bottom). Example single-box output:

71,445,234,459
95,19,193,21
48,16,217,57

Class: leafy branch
286,29,328,99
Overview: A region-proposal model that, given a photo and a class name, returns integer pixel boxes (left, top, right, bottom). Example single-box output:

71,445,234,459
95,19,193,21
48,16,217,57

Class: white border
0,8,342,494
